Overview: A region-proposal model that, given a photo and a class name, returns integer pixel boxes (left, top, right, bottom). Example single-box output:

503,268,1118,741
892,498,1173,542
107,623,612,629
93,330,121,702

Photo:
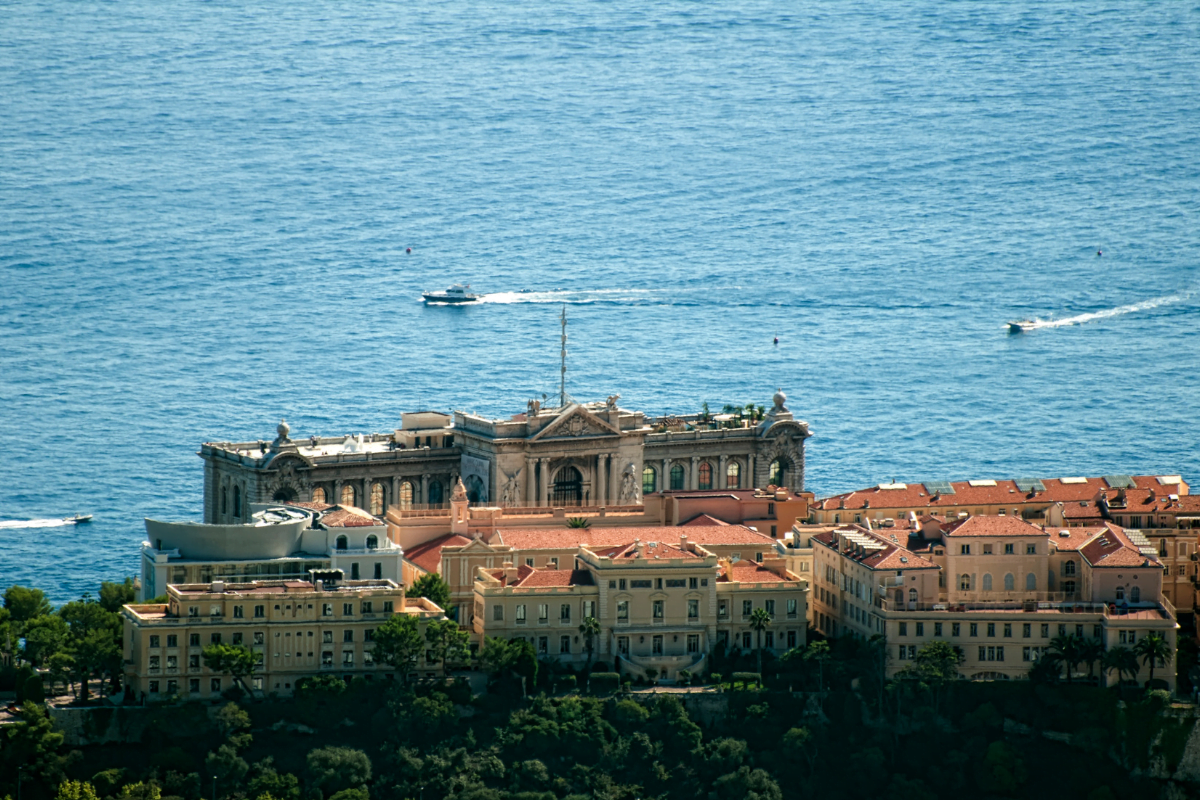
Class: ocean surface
2,1,1198,604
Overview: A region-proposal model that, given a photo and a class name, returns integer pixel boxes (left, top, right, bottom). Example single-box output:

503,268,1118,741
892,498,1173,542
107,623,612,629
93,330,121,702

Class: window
653,635,664,655
370,483,384,515
969,623,978,637
618,636,629,655
765,631,775,649
1004,573,1015,591
323,631,333,643
959,574,971,591
619,579,627,590
1026,544,1037,555
742,600,752,617
167,635,177,648
1063,560,1077,576
952,623,960,637
537,637,548,655
150,635,161,648
149,655,161,670
322,603,333,616
189,679,200,693
351,563,360,580
366,535,378,550
1004,624,1012,638
516,604,526,624
899,645,908,660
253,632,264,645
254,605,265,618
548,557,559,569
666,579,687,588
934,622,943,637
398,481,414,510
983,544,993,555
1041,624,1049,638
1026,573,1037,591
787,598,797,618
617,601,629,621
1004,543,1014,555
961,544,971,555
233,605,244,619
915,622,924,636
189,654,200,669
538,604,549,623
560,636,571,654
383,601,393,612
986,623,995,637
363,629,374,642
769,459,784,486
653,600,664,620
188,606,198,617
322,651,334,666
687,634,700,653
689,577,698,589
727,461,741,489
232,633,243,645
787,630,797,649
233,486,241,517
340,484,356,506
982,573,993,591
742,632,753,649
312,487,326,504
336,536,348,551
698,462,713,490
718,600,728,618
362,601,373,614
688,599,699,619
899,622,908,636
1131,586,1141,603
1063,580,1076,595
560,604,571,623
493,605,504,621
642,466,657,495
210,632,222,644
764,599,776,616
670,464,685,491
343,651,354,667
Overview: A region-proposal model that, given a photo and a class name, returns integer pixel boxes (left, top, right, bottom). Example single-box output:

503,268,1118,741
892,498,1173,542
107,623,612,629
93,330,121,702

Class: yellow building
121,573,444,701
471,532,807,682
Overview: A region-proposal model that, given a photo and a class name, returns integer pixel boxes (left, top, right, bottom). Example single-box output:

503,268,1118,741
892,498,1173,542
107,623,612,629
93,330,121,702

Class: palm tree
566,517,591,529
1103,646,1139,688
1078,638,1105,684
579,616,601,686
749,607,773,675
1134,632,1174,689
1048,634,1083,684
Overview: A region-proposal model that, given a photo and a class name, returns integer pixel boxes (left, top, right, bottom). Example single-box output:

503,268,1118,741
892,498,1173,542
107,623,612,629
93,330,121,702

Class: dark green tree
98,578,138,613
748,608,772,675
59,600,121,701
306,747,372,797
4,585,52,623
408,573,451,610
21,614,68,667
202,643,258,697
372,613,424,681
579,617,601,682
1133,632,1173,688
1103,645,1139,686
424,618,470,678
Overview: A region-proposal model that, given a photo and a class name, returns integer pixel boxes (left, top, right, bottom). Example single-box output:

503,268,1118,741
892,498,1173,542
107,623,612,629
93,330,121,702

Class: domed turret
772,389,788,413
277,418,291,441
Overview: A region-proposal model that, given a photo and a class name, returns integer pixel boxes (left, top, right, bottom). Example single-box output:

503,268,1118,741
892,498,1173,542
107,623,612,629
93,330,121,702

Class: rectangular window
899,645,908,660
150,635,161,648
764,599,776,616
653,635,664,655
167,635,177,648
189,633,200,647
979,646,987,661
560,636,571,654
618,636,629,655
689,577,698,589
1075,624,1084,638
997,646,1005,662
718,600,729,618
253,632,264,645
1041,623,1049,638
583,600,595,619
343,630,353,642
934,622,943,637
189,678,200,693
188,606,198,617
538,637,548,655
383,601,394,612
254,605,265,618
984,623,994,637
493,605,504,621
149,655,161,669
983,544,993,555
232,632,243,645
961,545,971,555
210,632,222,645
952,623,960,637
538,604,549,623
630,580,652,589
560,604,571,622
323,631,333,643
516,604,526,624
364,651,374,666
166,655,177,669
1058,624,1067,637
233,605,244,619
189,655,200,669
1026,544,1037,555
787,598,798,617
969,623,978,637
548,558,558,569
617,600,629,621
149,681,159,693
362,601,373,613
653,600,664,619
1004,624,1012,638
687,634,700,653
742,600,753,617
322,603,333,617
528,559,536,568
363,629,374,642
787,630,797,648
342,651,354,667
688,599,699,619
343,603,353,616
666,579,687,588
1004,544,1014,555
899,622,908,636
743,632,753,649
619,579,627,590
765,631,775,649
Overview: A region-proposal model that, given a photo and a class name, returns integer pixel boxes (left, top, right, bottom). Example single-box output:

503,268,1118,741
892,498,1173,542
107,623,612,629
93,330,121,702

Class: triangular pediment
531,404,622,441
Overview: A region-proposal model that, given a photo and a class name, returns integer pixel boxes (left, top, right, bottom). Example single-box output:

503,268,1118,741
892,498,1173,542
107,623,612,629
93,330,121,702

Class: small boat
66,514,93,524
1007,320,1036,334
422,284,480,304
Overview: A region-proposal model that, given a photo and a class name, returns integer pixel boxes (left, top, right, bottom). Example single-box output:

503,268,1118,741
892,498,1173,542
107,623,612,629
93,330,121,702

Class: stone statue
528,398,541,416
618,463,639,504
606,394,620,410
501,468,523,506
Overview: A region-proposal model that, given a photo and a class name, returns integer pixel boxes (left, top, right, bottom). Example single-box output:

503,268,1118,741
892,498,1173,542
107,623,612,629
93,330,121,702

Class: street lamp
212,774,218,800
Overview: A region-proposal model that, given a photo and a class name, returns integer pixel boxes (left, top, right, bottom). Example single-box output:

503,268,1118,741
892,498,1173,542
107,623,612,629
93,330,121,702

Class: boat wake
1017,291,1190,331
477,288,661,305
0,518,76,530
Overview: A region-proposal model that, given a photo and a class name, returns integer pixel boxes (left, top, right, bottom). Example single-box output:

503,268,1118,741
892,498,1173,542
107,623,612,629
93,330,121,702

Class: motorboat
1007,320,1036,334
66,514,93,524
422,284,480,304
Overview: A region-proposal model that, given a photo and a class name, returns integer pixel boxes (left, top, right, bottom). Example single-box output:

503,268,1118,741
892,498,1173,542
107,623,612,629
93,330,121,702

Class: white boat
422,284,480,304
1007,320,1035,333
67,514,93,523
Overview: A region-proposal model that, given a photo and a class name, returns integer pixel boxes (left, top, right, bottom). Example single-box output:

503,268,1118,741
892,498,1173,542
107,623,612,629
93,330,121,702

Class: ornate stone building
199,391,810,523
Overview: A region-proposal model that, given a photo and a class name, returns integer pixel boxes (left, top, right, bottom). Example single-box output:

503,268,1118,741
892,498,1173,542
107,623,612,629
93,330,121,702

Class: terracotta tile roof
516,569,594,588
494,525,774,550
811,526,938,570
406,533,471,574
681,513,731,527
718,562,792,583
817,475,1174,512
1080,523,1161,568
1047,525,1105,552
289,501,333,511
591,541,702,560
1061,502,1104,521
944,515,1047,538
321,505,380,528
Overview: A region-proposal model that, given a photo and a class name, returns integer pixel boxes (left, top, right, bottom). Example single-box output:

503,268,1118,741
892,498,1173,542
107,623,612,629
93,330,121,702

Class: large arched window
366,535,378,550
1026,573,1037,591
982,573,993,591
959,574,971,591
370,483,384,515
340,485,356,507
552,467,583,507
428,480,444,506
769,459,784,486
698,462,713,491
1063,560,1077,576
670,464,685,491
233,486,241,518
311,486,326,505
1131,586,1141,603
726,462,741,489
336,535,348,551
399,481,414,510
642,466,657,495
1004,573,1015,592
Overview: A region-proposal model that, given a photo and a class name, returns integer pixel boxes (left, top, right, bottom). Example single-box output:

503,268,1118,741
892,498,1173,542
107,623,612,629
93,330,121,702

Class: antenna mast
559,305,567,408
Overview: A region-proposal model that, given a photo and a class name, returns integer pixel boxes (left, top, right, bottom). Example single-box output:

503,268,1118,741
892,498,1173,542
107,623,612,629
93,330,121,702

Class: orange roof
681,513,731,527
494,525,775,551
718,562,792,584
487,565,594,588
591,541,702,560
944,515,1047,538
1047,525,1104,551
811,526,938,571
322,505,380,528
289,501,333,511
1080,523,1161,568
406,533,471,574
1061,501,1104,521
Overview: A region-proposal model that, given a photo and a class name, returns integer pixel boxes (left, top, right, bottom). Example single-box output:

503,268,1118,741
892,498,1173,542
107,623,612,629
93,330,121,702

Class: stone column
538,458,548,506
334,479,344,507
362,478,371,511
662,458,670,493
596,454,606,505
391,476,401,510
690,457,699,491
718,455,728,490
525,457,536,506
747,454,756,489
421,473,430,506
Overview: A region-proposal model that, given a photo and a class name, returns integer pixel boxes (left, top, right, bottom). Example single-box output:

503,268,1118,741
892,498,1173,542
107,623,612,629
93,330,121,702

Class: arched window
698,462,713,490
726,462,741,489
908,588,917,604
465,475,485,503
221,487,228,515
1115,586,1125,601
311,487,326,504
982,573,993,591
642,466,657,495
1004,573,1015,591
1131,586,1140,603
233,486,241,518
552,467,583,506
273,486,297,503
1064,560,1077,576
336,535,348,551
370,483,384,515
366,535,378,550
769,459,784,486
1063,580,1077,595
428,480,444,506
399,481,414,510
670,464,685,491
1026,573,1037,591
960,574,971,591
340,485,356,507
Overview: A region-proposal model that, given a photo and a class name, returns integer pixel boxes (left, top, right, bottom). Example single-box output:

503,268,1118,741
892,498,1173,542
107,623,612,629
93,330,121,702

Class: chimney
211,581,225,594
863,500,871,509
679,533,689,552
503,561,518,585
1149,488,1157,501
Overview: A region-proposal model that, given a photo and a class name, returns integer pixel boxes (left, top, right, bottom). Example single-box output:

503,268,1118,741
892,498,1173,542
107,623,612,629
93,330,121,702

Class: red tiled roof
1061,502,1104,520
944,515,1047,538
718,562,791,583
406,533,471,574
1047,525,1105,552
591,541,702,560
289,501,332,511
681,513,731,527
494,525,774,550
321,505,380,528
811,526,938,570
517,569,595,588
1080,523,1161,568
817,476,1177,512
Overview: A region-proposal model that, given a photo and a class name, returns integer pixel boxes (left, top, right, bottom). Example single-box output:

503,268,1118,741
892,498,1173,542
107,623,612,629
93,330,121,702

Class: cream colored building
121,574,444,701
811,515,1178,688
471,532,807,682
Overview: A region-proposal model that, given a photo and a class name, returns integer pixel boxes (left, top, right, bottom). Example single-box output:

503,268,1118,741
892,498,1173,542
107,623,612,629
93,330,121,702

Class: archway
273,486,298,503
552,466,583,507
428,480,444,506
465,475,486,504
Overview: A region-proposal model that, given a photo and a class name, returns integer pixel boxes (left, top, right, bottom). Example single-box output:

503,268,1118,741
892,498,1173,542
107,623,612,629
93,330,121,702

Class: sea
2,0,1198,604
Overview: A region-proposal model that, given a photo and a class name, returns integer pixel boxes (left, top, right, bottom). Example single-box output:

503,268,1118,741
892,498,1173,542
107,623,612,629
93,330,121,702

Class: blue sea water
2,0,1198,604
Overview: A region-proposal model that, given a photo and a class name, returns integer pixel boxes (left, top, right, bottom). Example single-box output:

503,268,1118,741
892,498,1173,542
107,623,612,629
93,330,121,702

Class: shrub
676,669,691,686
710,672,723,688
557,675,577,692
644,667,659,682
589,673,620,695
732,672,761,689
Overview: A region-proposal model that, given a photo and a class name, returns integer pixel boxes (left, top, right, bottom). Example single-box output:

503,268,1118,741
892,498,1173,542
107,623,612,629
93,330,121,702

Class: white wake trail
477,289,658,305
0,518,75,530
1021,292,1190,330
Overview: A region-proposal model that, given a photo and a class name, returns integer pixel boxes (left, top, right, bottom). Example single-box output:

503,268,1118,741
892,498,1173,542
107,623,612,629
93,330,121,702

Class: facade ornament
566,415,591,436
276,418,291,442
500,467,523,506
528,398,541,416
452,477,468,503
606,394,620,410
618,463,640,504
771,389,788,414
